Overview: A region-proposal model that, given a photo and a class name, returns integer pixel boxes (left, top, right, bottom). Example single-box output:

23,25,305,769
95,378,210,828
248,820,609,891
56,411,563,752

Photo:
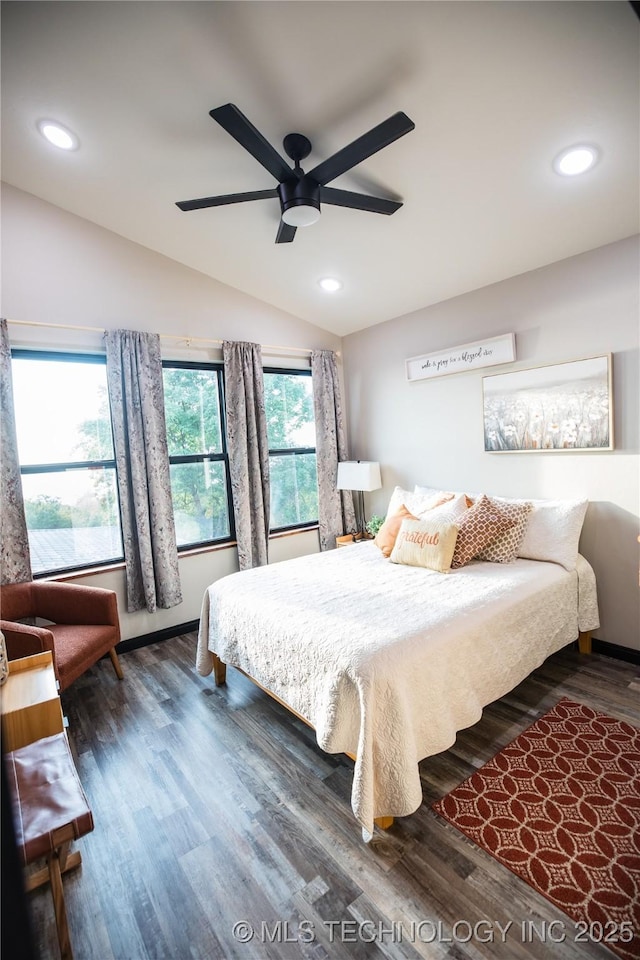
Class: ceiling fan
176,103,415,243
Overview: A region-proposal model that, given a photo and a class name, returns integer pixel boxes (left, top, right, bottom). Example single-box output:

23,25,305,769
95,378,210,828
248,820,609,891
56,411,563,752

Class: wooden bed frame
210,631,592,831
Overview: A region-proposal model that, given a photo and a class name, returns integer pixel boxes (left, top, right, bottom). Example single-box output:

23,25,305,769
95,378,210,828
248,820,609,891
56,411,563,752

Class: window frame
264,366,318,534
11,348,125,577
161,359,236,551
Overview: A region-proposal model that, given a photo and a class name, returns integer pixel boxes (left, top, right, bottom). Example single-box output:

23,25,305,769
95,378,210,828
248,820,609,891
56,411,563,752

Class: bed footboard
578,631,592,655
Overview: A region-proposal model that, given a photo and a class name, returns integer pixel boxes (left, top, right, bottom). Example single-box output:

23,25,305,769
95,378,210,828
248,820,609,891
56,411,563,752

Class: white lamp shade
336,461,381,492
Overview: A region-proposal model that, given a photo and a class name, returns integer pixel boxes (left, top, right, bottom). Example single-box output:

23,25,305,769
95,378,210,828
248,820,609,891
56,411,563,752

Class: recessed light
553,144,598,176
37,120,79,151
318,277,342,293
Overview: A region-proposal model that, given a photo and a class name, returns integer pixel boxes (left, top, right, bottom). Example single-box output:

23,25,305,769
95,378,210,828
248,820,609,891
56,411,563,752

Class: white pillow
386,486,412,518
427,492,470,524
415,484,480,504
517,499,588,571
413,484,445,499
385,485,453,520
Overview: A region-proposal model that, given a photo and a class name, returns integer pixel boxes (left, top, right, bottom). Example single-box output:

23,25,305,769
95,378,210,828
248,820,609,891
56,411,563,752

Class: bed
196,541,599,837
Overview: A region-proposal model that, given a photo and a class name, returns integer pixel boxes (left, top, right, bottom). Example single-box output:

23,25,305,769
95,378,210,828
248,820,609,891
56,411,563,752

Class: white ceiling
1,1,638,337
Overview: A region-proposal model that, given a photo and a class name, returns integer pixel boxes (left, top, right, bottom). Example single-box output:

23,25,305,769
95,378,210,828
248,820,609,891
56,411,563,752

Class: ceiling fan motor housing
278,176,321,226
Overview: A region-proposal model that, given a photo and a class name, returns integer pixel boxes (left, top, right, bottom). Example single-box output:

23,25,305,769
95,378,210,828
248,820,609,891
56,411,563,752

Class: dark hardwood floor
18,635,639,960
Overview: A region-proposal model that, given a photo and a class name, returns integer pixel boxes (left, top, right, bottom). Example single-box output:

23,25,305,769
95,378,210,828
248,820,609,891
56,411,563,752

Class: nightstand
1,651,65,752
336,535,355,548
336,534,374,548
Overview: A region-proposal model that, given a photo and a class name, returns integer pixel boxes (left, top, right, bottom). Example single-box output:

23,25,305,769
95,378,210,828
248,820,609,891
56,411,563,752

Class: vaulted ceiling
1,1,638,336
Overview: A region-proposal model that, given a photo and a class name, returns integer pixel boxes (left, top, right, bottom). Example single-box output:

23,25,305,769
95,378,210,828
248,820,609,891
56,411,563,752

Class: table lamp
336,460,382,537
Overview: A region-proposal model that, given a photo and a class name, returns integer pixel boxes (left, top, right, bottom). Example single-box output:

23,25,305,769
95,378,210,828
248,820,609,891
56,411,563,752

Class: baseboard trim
117,620,200,654
590,638,640,666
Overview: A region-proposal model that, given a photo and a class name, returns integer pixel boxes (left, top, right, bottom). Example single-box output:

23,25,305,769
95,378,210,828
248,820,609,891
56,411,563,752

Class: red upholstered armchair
0,581,124,691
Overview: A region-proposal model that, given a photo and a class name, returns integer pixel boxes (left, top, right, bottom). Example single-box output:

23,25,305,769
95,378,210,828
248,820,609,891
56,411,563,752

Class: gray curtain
310,350,356,550
223,341,270,570
105,329,182,613
0,319,32,584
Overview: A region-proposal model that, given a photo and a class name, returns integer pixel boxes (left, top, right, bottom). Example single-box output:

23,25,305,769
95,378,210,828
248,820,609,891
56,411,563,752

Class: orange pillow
374,503,418,557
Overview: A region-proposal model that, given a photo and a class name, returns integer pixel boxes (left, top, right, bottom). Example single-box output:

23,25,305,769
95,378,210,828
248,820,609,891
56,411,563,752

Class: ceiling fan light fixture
278,176,321,227
281,202,321,227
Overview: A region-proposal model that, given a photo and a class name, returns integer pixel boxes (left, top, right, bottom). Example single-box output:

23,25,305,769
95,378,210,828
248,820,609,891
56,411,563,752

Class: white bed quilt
197,544,599,835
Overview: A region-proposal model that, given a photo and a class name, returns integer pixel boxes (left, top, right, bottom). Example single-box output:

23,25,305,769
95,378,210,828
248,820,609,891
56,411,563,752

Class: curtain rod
4,318,339,358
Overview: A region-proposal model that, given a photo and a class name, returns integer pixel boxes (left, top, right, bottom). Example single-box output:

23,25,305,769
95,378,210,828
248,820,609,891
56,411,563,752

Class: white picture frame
482,354,614,452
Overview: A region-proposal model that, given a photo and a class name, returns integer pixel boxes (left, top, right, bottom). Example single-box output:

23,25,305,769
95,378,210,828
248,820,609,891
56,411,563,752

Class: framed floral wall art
482,355,613,452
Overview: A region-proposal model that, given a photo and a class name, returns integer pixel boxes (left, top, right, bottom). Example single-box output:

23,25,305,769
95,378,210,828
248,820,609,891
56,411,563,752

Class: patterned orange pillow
374,503,418,557
451,495,518,568
476,499,533,563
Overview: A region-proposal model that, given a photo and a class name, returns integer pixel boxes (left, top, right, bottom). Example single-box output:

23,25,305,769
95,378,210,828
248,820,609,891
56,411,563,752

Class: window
9,354,313,576
162,362,234,548
264,368,318,531
11,351,123,576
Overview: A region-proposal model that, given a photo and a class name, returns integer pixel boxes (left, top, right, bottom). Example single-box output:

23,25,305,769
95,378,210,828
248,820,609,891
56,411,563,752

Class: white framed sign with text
406,333,516,382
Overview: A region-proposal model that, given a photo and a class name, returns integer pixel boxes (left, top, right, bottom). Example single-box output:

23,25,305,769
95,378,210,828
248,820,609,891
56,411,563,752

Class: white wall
1,184,341,640
63,529,321,642
342,237,640,651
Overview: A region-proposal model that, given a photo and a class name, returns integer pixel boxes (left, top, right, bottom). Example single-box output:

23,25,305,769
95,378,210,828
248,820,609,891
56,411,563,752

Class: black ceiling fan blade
320,187,402,215
309,112,415,186
275,220,297,244
210,104,293,184
176,189,277,212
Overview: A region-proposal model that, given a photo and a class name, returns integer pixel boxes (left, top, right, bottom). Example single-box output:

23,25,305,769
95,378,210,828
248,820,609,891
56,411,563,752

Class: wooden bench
5,731,94,960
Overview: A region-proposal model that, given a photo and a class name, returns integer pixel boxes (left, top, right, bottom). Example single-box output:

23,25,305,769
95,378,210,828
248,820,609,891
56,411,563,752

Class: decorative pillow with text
390,518,459,573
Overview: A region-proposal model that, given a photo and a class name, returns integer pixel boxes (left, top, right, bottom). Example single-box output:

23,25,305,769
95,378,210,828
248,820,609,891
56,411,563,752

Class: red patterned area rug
433,699,640,960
